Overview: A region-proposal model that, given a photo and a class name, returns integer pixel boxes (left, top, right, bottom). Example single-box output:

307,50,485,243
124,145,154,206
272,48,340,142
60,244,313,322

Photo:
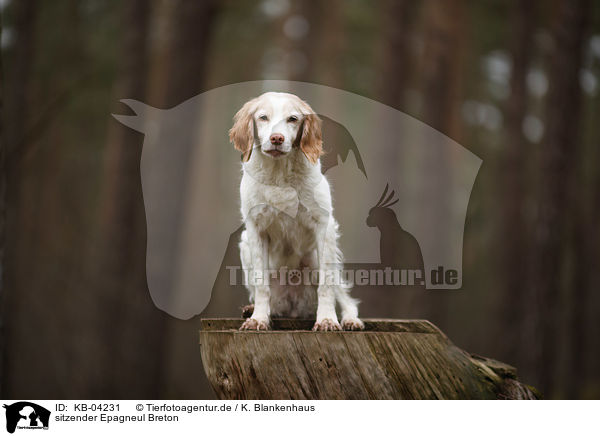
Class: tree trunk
378,0,418,111
200,318,540,400
143,0,219,398
1,0,38,398
93,0,161,397
530,0,589,397
95,0,218,397
303,0,344,86
419,0,466,142
499,0,536,366
565,9,596,399
0,2,5,396
417,0,467,328
146,0,217,108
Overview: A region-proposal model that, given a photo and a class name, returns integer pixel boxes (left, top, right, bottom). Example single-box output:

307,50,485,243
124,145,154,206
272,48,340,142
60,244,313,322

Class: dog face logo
3,402,50,433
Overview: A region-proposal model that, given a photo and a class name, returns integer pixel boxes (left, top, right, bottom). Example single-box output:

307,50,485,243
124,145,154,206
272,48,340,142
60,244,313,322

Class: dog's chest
260,185,300,218
247,180,313,219
247,185,316,247
266,209,316,264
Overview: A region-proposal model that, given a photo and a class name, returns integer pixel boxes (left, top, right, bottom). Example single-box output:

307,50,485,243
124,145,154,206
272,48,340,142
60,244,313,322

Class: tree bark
530,0,589,397
200,318,540,400
95,0,218,397
143,0,219,398
378,0,418,111
0,2,5,397
0,0,38,398
565,8,595,399
419,0,466,142
499,0,536,366
146,0,217,108
417,0,467,328
93,0,160,397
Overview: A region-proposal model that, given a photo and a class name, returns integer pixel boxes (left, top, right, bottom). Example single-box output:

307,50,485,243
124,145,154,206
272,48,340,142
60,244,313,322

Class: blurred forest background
1,0,600,399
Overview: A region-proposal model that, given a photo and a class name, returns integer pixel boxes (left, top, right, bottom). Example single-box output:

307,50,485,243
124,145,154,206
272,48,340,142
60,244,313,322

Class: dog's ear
300,113,323,165
229,99,256,162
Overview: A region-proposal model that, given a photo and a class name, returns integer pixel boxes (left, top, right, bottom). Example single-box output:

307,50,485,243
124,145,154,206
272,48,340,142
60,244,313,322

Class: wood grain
199,318,540,400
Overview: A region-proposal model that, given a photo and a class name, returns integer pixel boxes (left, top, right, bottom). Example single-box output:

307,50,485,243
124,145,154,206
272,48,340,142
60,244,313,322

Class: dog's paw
240,317,270,331
342,318,365,331
312,319,342,331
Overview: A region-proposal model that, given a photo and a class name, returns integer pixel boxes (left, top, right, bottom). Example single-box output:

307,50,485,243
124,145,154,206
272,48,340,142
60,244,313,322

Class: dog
229,92,364,331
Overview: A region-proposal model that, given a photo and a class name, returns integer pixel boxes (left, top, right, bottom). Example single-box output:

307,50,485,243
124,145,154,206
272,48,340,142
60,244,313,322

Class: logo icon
3,402,50,433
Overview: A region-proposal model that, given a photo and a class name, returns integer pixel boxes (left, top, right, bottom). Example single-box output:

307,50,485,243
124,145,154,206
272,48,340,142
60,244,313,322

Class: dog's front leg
240,224,271,331
312,217,341,331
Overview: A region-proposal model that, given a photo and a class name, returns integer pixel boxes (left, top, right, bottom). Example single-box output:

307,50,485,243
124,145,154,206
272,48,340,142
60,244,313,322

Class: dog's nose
270,133,284,145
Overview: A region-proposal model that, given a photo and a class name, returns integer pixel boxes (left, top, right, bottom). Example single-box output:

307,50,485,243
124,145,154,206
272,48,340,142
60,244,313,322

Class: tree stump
199,318,540,400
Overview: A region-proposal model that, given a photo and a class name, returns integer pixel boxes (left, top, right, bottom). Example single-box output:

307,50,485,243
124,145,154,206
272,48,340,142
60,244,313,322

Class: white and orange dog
230,92,363,331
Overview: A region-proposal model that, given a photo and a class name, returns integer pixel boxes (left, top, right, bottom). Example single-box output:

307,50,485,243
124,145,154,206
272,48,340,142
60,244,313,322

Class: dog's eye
258,115,268,121
287,116,298,122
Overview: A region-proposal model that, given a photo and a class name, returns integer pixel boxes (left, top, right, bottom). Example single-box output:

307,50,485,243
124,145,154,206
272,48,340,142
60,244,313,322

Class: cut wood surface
199,318,540,400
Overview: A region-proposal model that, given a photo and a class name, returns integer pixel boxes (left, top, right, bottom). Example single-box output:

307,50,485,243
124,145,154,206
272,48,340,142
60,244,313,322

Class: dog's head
229,92,323,164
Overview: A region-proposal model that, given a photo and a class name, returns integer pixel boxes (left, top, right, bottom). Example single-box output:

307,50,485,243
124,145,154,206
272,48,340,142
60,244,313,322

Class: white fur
232,92,363,331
